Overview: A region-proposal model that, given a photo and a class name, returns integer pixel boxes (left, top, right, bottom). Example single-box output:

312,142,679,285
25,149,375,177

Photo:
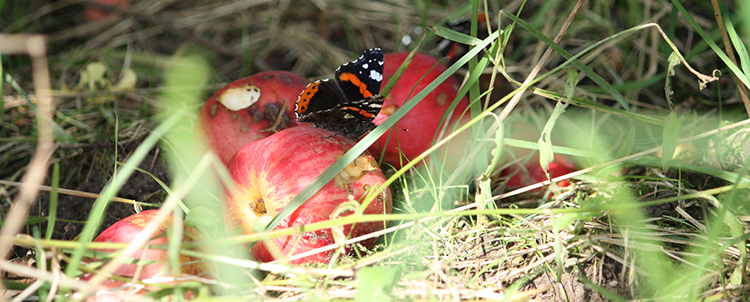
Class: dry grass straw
0,34,55,296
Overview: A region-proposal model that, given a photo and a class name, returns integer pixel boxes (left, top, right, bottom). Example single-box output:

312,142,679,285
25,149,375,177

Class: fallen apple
86,210,202,279
198,71,308,165
503,155,577,192
83,0,130,22
369,52,470,168
78,273,199,302
78,210,203,301
225,124,392,264
77,275,147,302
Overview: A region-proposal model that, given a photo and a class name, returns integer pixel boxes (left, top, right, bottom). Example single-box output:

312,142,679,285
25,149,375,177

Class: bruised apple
369,52,470,168
225,125,392,264
198,71,308,164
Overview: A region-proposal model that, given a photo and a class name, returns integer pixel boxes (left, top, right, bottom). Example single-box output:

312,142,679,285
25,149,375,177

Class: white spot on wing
370,70,383,82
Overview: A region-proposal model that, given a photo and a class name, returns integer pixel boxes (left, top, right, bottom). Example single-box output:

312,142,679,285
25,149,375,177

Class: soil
525,255,630,301
8,142,170,258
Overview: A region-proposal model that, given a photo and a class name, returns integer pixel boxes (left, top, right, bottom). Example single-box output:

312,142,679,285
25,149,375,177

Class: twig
0,180,139,205
0,34,56,299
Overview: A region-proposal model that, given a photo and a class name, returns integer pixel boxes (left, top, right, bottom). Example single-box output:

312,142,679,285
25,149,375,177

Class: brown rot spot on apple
210,103,219,116
260,102,290,133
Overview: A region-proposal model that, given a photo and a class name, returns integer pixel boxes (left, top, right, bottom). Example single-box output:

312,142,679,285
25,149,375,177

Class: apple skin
78,276,147,302
504,156,577,192
78,273,198,302
83,0,130,22
369,52,470,168
88,210,202,279
198,71,309,165
225,124,392,264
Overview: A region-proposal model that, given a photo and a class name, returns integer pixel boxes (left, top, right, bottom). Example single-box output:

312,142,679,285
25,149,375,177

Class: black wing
295,79,348,119
334,48,384,104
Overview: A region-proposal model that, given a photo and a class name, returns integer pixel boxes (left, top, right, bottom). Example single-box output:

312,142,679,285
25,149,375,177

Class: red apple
78,276,147,302
369,52,470,168
87,210,203,279
78,273,199,302
198,71,308,165
84,0,130,22
503,155,577,192
225,125,392,264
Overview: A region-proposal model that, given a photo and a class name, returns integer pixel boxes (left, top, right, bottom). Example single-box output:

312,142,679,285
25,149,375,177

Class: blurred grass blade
661,112,680,169
431,25,483,46
44,162,59,240
355,266,401,302
533,88,664,126
626,156,750,184
719,2,750,77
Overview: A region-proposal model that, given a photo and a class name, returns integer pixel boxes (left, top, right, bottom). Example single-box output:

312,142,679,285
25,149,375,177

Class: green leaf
665,52,681,108
538,68,576,188
484,120,504,176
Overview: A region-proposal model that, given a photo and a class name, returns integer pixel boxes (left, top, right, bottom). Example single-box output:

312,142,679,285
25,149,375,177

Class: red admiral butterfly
295,48,384,139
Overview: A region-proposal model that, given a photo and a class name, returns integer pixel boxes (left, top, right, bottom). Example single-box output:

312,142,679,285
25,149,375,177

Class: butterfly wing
334,48,384,112
295,79,348,119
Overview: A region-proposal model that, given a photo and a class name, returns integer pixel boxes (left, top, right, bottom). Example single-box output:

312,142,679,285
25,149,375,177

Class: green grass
2,0,750,301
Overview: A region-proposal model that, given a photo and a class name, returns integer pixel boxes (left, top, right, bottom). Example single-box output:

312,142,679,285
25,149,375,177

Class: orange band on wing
296,82,320,114
341,106,375,118
338,73,373,98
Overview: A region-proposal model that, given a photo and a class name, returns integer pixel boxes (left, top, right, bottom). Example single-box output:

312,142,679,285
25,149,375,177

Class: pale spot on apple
436,93,448,106
335,153,378,188
380,104,399,116
218,84,261,111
